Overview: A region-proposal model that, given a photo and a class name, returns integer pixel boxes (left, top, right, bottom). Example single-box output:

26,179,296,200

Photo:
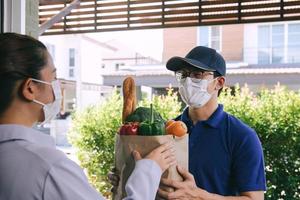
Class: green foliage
220,84,300,200
139,88,183,120
69,88,182,198
69,90,122,198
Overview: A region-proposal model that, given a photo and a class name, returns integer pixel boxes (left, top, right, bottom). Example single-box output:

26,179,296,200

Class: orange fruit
165,119,175,128
166,120,187,137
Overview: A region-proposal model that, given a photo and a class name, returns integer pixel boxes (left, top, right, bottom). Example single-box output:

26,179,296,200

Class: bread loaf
122,77,136,123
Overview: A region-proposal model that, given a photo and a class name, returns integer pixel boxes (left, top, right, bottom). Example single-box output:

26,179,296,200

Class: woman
0,33,176,200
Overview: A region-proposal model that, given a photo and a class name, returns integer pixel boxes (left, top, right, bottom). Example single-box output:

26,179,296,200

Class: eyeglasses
175,70,214,81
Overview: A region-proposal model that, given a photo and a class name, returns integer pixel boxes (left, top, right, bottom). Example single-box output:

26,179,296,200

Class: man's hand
158,166,264,200
158,165,210,200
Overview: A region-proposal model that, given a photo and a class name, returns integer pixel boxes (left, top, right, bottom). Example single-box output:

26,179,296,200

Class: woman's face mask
31,78,62,125
178,77,216,108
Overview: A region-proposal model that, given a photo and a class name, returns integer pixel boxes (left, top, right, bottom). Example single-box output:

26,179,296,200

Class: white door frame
3,0,26,34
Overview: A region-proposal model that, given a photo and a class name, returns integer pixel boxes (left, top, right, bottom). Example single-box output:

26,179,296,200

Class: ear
21,79,37,101
215,76,225,90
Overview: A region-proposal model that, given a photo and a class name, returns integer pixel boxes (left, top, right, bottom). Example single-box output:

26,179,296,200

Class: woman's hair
0,33,48,115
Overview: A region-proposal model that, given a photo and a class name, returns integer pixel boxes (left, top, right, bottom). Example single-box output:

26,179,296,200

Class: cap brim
166,56,216,72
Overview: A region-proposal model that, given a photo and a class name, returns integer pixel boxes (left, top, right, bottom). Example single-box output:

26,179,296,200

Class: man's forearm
199,189,264,200
206,193,251,200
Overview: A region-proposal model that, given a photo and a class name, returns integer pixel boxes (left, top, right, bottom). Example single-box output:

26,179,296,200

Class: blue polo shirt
175,104,266,195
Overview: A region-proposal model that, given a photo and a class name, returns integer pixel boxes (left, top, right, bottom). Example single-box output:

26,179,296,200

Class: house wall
163,27,197,62
222,24,244,61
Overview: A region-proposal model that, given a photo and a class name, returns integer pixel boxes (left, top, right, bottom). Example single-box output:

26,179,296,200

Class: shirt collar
0,124,55,147
180,104,225,129
204,104,225,128
179,107,194,134
180,107,192,125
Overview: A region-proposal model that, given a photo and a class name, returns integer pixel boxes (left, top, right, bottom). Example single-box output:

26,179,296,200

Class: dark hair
0,33,48,115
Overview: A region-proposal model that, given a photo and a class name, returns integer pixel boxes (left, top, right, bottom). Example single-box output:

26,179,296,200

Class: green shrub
220,85,300,200
69,90,122,198
139,87,182,120
69,88,182,198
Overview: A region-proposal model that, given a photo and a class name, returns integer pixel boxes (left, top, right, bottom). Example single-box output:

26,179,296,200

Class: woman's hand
132,142,177,172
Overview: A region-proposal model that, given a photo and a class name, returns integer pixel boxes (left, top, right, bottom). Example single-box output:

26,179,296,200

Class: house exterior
40,34,111,112
41,21,300,103
162,22,300,92
103,21,300,93
40,34,161,111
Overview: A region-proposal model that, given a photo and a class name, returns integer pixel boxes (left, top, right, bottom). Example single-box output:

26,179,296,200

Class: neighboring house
40,34,112,112
39,34,161,110
41,34,152,111
100,39,161,70
162,21,300,92
103,21,300,93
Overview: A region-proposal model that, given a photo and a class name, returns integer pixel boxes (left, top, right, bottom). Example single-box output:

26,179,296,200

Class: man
158,46,266,200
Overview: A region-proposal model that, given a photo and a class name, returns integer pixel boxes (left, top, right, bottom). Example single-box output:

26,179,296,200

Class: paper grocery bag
113,134,188,200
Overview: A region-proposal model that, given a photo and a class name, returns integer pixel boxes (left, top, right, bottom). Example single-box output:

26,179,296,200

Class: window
211,26,221,51
288,24,300,63
198,26,221,52
257,23,300,64
258,25,270,64
199,27,209,47
69,48,75,67
258,25,284,64
69,68,74,78
272,25,284,64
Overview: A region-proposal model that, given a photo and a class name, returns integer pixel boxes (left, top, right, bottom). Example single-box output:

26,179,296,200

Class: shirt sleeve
123,159,162,200
232,128,267,193
43,158,105,200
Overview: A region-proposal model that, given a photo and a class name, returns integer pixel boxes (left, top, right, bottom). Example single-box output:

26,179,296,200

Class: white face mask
32,79,62,125
179,77,215,108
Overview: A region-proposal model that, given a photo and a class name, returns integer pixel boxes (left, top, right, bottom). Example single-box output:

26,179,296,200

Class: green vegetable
125,106,164,123
151,120,165,135
138,104,165,136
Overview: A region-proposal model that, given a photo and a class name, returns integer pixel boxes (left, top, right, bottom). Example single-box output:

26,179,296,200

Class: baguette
122,77,136,123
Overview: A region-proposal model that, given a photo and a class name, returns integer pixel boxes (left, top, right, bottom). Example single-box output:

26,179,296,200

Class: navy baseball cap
166,46,226,76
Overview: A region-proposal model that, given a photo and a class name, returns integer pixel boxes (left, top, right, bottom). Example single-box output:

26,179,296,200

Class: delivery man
158,46,266,200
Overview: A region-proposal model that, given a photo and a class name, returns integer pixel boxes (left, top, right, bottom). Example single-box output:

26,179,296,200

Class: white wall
40,35,81,80
80,90,101,108
79,37,103,84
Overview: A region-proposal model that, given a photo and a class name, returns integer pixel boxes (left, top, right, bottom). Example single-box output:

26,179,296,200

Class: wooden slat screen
39,0,300,35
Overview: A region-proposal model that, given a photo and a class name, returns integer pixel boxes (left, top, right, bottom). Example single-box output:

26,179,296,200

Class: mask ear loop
32,99,46,106
30,78,54,106
213,76,226,91
30,78,52,85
